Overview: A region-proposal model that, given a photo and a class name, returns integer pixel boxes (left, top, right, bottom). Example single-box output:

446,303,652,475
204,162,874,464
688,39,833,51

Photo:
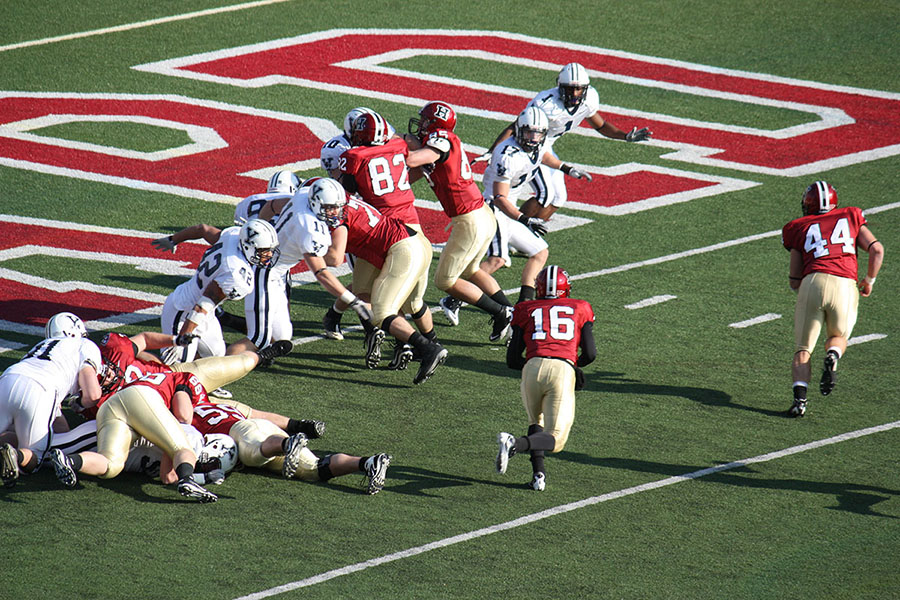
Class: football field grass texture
1,1,898,599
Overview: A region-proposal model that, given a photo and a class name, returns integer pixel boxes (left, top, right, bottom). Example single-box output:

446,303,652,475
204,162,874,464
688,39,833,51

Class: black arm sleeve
506,326,527,370
339,173,358,194
576,321,596,367
174,384,194,402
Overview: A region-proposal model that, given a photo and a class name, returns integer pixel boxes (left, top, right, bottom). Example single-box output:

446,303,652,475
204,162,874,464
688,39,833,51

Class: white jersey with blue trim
272,187,333,268
3,337,102,398
167,226,254,310
234,191,293,225
481,137,548,204
526,85,601,150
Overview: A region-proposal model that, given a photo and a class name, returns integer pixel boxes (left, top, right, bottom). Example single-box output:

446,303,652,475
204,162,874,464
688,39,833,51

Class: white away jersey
482,137,546,202
167,226,254,311
272,187,333,267
234,191,293,225
124,423,204,474
3,337,102,397
527,86,601,149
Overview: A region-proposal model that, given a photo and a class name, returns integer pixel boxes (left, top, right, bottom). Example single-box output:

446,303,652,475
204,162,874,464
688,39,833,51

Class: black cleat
322,310,344,340
364,453,391,495
177,477,218,502
489,306,513,342
50,449,78,488
364,329,385,369
820,351,838,396
439,296,462,326
787,399,807,417
297,419,325,439
281,433,309,479
413,343,448,385
387,342,414,371
1,443,19,488
257,340,293,363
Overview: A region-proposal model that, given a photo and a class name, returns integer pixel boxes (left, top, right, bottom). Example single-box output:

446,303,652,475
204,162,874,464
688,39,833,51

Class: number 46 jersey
782,206,866,280
512,298,595,363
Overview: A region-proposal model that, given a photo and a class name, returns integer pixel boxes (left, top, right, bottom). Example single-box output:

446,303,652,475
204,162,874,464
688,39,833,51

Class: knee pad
380,315,399,332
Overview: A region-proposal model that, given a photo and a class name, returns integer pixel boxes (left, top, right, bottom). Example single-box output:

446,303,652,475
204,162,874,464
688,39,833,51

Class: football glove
174,333,199,346
517,214,548,237
65,394,85,414
574,366,586,391
561,164,593,181
625,127,652,142
471,152,491,164
349,298,374,323
151,236,176,253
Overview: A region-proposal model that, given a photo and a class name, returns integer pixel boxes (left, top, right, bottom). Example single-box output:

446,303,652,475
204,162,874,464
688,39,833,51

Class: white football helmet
45,312,87,339
557,62,590,110
343,107,375,138
308,178,348,227
267,170,301,195
239,218,280,267
200,433,239,473
515,106,549,154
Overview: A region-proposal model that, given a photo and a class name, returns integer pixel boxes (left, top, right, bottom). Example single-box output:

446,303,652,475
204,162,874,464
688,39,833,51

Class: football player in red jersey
312,178,449,385
781,181,883,417
191,402,392,495
405,101,515,342
49,371,219,502
338,111,439,365
495,265,596,491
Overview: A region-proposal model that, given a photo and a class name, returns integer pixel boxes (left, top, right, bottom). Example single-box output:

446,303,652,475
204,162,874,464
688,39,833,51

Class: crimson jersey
336,198,412,269
421,129,483,218
100,371,208,410
339,137,420,224
512,298,595,363
782,206,866,279
191,402,245,436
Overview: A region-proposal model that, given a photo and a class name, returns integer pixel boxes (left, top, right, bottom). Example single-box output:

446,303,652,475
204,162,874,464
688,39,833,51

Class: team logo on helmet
351,112,390,147
408,101,457,139
45,312,87,339
308,178,348,228
239,218,280,267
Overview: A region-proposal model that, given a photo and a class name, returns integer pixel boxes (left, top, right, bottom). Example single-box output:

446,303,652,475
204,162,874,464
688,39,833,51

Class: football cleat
1,443,19,488
322,310,344,341
50,449,78,488
820,351,838,396
530,472,546,492
364,328,385,369
257,339,293,363
209,387,233,400
788,399,807,417
364,453,391,495
489,306,513,342
439,296,462,327
281,433,309,479
387,342,414,371
496,432,516,474
297,419,326,439
413,343,447,385
177,477,218,503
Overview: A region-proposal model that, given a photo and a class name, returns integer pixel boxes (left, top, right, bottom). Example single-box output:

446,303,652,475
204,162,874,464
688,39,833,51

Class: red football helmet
408,101,457,138
351,112,390,147
535,265,571,299
801,181,838,216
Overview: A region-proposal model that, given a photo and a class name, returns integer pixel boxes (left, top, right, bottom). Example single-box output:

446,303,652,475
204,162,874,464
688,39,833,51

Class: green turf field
1,2,898,599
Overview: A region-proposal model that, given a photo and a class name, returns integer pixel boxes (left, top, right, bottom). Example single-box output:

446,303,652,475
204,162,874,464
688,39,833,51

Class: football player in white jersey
158,219,280,373
475,62,652,221
232,170,301,226
0,313,107,487
479,106,552,304
226,182,375,356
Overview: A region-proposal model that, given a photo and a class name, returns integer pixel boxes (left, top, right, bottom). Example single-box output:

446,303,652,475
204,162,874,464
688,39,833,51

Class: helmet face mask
535,265,572,299
308,178,348,228
98,358,123,394
45,312,87,339
801,181,839,216
239,218,280,267
200,433,238,473
267,170,301,195
515,107,549,155
408,101,457,139
557,62,590,111
351,112,390,147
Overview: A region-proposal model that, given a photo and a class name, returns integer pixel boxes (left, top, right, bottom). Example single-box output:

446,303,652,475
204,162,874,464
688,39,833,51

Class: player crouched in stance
192,402,391,495
781,181,883,417
495,266,596,491
49,370,219,503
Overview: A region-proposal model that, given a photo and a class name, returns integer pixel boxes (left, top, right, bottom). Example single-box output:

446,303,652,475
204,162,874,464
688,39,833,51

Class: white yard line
624,295,677,310
0,0,290,53
234,420,900,599
729,313,782,328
